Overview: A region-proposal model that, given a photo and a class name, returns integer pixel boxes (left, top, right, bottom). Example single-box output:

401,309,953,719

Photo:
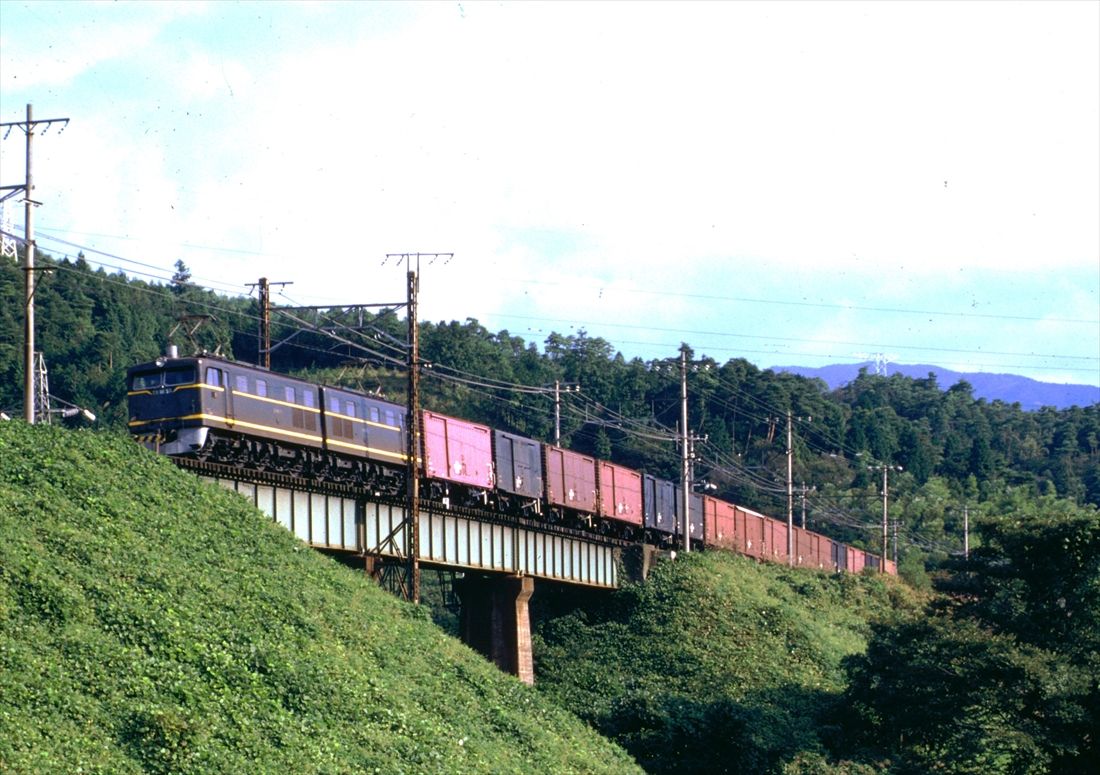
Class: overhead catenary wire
24,226,1100,380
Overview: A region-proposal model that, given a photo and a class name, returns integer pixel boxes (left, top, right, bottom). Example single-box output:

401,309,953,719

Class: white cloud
2,0,1096,383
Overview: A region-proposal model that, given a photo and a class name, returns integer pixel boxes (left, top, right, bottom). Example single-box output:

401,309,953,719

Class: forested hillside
3,251,1098,580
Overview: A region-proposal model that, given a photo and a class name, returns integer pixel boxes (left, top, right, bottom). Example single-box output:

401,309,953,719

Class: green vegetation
0,422,641,774
532,502,1100,774
533,551,922,774
4,248,1098,774
842,500,1100,774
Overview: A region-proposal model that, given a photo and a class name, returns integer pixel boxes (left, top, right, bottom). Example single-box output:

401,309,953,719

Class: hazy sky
2,1,1097,387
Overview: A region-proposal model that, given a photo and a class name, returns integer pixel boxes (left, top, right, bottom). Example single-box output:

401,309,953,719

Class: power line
489,312,1100,364
503,278,1100,325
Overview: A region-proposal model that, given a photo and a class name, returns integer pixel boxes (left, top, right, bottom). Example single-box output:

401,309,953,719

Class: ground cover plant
532,549,922,774
0,422,642,774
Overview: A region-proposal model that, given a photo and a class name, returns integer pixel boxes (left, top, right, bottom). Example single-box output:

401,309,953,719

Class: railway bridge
175,458,634,685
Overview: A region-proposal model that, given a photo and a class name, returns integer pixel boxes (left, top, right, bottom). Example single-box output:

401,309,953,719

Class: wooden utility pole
0,104,69,423
247,277,291,368
259,277,270,368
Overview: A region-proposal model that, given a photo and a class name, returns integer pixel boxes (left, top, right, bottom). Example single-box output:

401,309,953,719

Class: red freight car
847,546,866,572
764,517,789,564
544,445,598,516
704,496,737,550
813,531,831,569
793,527,825,568
793,526,811,567
421,410,494,493
597,461,643,529
789,527,830,569
737,505,768,559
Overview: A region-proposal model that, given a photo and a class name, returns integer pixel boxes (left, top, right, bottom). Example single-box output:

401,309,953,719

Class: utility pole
386,252,450,603
247,277,292,368
869,463,902,572
1,104,69,423
780,412,811,564
786,410,794,564
406,267,421,605
554,380,561,447
881,467,889,572
680,344,691,553
963,504,970,561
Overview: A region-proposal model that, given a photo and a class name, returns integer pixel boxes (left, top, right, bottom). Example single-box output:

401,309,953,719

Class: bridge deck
184,460,620,589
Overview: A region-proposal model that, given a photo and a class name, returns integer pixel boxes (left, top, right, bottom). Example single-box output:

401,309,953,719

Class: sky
1,0,1098,388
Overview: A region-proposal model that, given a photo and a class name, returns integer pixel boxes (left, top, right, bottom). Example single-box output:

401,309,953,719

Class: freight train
126,353,896,575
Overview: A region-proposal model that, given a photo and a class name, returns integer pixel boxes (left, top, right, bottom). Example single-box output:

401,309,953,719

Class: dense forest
3,251,1098,772
2,251,1097,581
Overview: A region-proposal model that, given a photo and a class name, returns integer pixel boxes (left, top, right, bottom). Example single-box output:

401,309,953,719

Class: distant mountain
771,362,1100,410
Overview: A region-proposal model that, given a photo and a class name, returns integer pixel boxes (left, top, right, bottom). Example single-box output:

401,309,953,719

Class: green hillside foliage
841,499,1100,774
0,422,642,774
532,551,923,774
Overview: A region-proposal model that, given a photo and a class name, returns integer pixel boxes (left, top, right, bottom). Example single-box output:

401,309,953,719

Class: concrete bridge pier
455,573,535,685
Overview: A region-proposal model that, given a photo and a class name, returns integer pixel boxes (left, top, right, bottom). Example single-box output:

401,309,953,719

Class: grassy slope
0,423,641,775
533,549,923,774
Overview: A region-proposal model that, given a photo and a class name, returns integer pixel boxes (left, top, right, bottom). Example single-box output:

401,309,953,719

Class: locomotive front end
126,356,208,455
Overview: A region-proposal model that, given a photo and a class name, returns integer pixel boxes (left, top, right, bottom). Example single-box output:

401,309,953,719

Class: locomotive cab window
235,375,249,393
130,371,159,390
370,407,380,423
131,366,195,391
163,367,195,386
303,390,315,409
205,367,223,387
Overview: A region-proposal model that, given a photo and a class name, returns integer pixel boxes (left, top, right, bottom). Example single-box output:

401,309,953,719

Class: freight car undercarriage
190,429,407,497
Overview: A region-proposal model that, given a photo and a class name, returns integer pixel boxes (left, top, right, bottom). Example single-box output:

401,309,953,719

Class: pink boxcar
544,445,598,514
421,410,494,489
598,461,643,527
847,546,866,572
704,496,736,550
